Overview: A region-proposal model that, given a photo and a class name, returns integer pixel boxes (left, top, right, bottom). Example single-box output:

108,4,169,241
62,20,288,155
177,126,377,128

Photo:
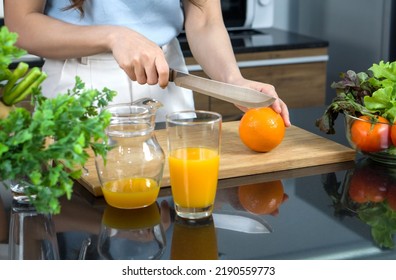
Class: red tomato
348,174,388,203
350,115,391,152
348,159,389,204
391,122,396,146
348,178,369,203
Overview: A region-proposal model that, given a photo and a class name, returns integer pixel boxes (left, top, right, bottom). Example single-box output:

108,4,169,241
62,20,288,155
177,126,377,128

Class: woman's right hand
108,27,170,88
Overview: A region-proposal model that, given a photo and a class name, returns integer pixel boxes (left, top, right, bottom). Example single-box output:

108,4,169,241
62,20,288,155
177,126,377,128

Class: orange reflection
102,203,161,230
238,180,288,216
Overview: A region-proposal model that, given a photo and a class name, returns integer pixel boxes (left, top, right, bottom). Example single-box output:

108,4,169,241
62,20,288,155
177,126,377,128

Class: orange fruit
238,180,285,215
239,107,285,152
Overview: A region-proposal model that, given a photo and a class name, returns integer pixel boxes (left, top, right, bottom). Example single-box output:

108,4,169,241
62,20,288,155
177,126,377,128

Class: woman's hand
233,79,291,127
182,1,290,127
108,27,170,88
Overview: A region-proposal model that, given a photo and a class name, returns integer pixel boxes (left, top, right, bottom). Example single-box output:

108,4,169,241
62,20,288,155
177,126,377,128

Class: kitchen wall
272,0,393,104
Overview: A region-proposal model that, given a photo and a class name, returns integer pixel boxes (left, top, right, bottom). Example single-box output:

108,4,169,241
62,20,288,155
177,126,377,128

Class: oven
221,0,274,30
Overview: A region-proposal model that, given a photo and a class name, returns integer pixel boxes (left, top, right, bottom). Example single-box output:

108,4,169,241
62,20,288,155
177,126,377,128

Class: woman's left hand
234,79,291,127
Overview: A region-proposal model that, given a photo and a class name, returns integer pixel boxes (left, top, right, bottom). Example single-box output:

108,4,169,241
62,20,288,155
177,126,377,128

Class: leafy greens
0,77,116,214
316,61,396,134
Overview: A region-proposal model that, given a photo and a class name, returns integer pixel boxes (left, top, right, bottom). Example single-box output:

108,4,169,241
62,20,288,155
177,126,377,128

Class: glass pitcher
95,101,165,209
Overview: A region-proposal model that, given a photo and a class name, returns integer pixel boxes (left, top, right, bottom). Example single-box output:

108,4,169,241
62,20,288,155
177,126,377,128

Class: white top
44,0,184,46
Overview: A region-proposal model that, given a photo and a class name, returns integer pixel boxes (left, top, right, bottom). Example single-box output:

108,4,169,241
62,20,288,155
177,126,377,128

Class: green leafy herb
0,26,116,214
0,77,116,214
358,202,396,249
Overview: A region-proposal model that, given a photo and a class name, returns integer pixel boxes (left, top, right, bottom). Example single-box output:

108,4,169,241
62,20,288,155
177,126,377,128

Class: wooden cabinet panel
240,62,326,108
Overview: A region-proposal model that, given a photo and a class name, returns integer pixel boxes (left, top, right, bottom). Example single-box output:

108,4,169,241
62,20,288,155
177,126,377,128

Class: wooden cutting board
77,121,356,196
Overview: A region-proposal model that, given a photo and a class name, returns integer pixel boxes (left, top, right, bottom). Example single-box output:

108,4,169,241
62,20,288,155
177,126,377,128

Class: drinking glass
8,201,59,260
166,110,222,219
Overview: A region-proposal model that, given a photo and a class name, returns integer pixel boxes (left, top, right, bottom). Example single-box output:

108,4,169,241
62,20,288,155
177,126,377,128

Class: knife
212,212,272,234
169,68,276,108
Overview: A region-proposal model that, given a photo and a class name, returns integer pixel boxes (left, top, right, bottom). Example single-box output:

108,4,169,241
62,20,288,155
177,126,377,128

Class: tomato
348,178,369,203
348,159,389,204
348,175,388,203
391,122,396,146
350,115,391,152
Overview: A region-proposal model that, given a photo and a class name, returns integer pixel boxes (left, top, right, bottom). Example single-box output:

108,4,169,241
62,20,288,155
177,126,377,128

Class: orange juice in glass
166,111,222,219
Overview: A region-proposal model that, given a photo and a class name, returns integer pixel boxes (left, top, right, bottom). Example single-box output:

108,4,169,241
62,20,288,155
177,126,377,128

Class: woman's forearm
183,0,243,84
4,0,122,59
5,13,116,59
186,24,243,84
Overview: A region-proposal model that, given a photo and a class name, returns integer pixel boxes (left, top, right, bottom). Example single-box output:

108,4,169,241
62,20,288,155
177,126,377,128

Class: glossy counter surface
1,106,395,260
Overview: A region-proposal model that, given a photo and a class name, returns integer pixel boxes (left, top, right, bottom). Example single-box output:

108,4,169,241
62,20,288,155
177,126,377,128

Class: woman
4,0,290,125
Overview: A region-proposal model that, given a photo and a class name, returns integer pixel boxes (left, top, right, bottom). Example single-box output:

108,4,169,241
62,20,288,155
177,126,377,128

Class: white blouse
44,0,184,46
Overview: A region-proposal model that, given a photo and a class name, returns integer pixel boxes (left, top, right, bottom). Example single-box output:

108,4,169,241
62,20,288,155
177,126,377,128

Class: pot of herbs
0,26,116,214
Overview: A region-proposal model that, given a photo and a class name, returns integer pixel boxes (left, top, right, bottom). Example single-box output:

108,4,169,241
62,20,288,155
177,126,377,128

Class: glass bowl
344,113,396,165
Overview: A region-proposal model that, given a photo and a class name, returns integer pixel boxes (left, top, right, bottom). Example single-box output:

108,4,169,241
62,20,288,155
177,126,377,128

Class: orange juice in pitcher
95,103,165,210
102,177,160,209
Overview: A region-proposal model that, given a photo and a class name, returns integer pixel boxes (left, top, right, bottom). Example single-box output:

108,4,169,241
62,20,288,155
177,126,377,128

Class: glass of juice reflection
170,216,218,260
166,110,222,219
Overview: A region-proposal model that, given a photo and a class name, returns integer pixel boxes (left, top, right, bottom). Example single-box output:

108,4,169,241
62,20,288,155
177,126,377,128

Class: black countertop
178,27,329,57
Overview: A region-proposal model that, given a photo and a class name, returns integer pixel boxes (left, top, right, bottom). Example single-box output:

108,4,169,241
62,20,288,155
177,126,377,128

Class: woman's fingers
111,28,169,88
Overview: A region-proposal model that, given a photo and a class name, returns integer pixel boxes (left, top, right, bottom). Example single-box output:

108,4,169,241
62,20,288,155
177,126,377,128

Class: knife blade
169,69,276,108
212,212,272,234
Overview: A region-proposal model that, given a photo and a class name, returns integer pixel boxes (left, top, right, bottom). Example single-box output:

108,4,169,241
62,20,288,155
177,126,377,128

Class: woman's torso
44,0,185,46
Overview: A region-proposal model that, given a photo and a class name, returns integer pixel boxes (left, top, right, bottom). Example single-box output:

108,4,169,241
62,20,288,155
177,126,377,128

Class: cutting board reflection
77,121,355,196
